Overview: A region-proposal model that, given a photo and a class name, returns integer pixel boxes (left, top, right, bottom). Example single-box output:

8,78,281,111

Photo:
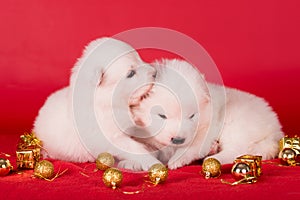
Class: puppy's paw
117,160,143,171
118,159,162,171
140,160,163,171
167,158,186,170
167,153,190,169
167,151,195,170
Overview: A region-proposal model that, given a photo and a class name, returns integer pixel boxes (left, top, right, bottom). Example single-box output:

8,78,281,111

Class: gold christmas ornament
231,155,262,181
202,158,221,179
148,163,168,184
279,148,297,166
16,149,41,169
222,155,262,185
34,160,54,179
102,168,123,189
16,132,42,169
279,135,300,153
279,135,300,166
96,152,115,170
18,132,43,148
0,158,13,176
232,163,251,180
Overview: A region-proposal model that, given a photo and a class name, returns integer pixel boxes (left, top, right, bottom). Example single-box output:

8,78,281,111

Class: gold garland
221,176,257,186
33,167,68,182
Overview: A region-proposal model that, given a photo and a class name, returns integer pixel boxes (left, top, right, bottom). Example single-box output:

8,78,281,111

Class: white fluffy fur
131,59,284,169
33,37,161,171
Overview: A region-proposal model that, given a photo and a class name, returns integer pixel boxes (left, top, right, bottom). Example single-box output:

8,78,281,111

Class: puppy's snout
171,137,186,145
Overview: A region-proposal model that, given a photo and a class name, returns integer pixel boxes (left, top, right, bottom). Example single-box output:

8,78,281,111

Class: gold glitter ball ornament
96,152,115,170
202,158,221,179
102,168,123,189
148,163,168,184
0,158,13,176
34,160,54,179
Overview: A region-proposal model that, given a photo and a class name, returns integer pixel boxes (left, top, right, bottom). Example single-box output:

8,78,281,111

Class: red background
0,0,299,134
1,1,300,199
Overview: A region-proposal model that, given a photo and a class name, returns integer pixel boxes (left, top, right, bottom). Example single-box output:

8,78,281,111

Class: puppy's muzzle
171,137,186,145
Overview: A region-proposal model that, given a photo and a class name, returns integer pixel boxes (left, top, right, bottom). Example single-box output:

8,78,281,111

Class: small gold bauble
0,158,13,176
34,160,54,179
148,163,168,184
96,152,115,170
102,168,123,189
202,158,221,179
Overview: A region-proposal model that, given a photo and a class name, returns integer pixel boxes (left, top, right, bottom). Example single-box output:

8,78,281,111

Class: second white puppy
131,59,284,169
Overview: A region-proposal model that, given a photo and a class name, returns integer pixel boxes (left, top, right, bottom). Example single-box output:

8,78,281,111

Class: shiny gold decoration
96,152,115,170
16,132,42,169
18,132,43,150
279,135,300,166
79,163,98,177
102,168,123,189
0,158,13,176
232,155,262,180
202,158,221,179
279,148,298,166
16,149,41,169
222,155,261,185
232,163,251,180
279,135,300,153
148,163,168,184
221,175,257,186
0,152,11,157
34,160,54,179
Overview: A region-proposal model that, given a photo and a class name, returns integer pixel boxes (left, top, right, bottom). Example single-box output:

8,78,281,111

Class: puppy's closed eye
189,113,195,119
127,70,136,78
158,114,167,119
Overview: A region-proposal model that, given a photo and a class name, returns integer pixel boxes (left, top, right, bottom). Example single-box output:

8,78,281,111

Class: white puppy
131,59,284,169
33,37,161,171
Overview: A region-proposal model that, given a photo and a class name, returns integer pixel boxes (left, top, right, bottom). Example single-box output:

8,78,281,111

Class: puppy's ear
198,87,210,106
196,73,211,103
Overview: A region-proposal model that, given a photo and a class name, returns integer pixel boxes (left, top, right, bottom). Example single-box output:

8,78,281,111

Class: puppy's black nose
171,137,185,145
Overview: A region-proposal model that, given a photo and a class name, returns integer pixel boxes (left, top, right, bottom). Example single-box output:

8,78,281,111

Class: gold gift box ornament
222,155,262,185
232,155,262,182
278,135,300,166
16,132,43,169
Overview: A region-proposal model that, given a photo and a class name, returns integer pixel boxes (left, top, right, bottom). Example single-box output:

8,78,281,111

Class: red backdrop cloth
1,0,300,199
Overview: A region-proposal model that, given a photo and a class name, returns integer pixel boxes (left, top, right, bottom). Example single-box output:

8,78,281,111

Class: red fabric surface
1,0,300,199
1,132,300,200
